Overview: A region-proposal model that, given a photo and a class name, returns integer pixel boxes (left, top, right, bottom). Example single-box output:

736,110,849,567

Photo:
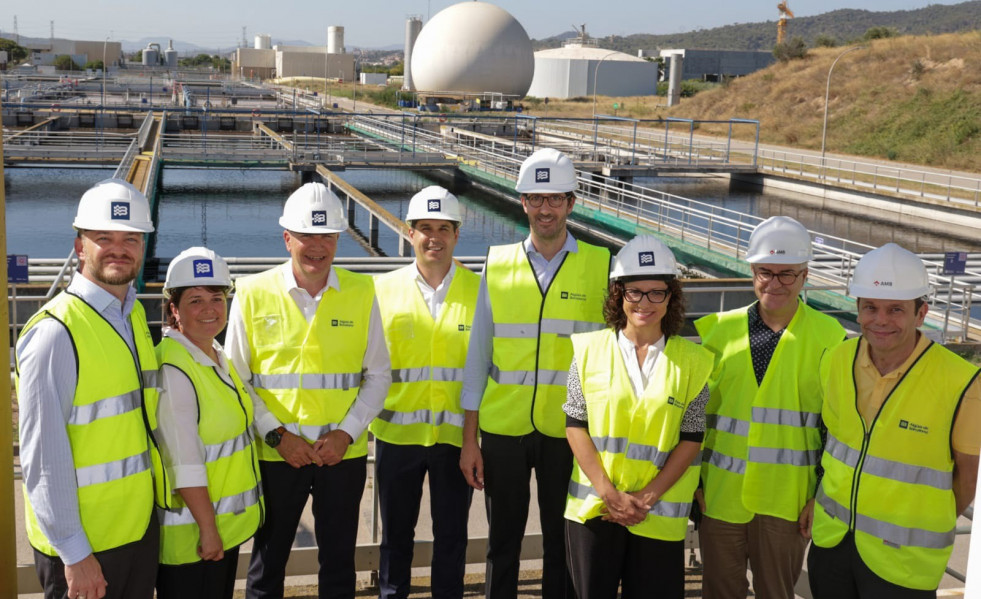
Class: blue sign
8,254,29,283
943,252,967,275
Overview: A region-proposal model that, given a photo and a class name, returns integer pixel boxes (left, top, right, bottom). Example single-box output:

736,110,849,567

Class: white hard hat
515,148,577,194
848,243,931,300
610,235,679,280
72,179,155,233
405,186,462,223
745,216,813,264
163,246,232,298
279,183,348,234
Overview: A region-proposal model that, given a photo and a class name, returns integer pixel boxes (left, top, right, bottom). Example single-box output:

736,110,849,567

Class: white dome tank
410,1,534,96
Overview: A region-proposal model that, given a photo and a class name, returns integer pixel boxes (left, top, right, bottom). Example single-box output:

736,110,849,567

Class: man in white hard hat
225,182,392,599
371,186,479,599
807,243,981,598
460,148,610,599
694,215,846,599
16,179,162,599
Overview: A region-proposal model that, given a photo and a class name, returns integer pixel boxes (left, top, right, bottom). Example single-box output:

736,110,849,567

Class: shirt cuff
171,465,209,490
58,532,94,567
338,417,363,444
254,413,282,438
460,390,482,411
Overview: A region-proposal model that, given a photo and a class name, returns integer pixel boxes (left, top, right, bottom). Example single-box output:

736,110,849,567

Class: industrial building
232,29,355,81
657,48,774,81
22,38,123,68
525,38,658,99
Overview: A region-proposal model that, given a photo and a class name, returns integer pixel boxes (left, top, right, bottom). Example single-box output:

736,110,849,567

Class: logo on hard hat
638,252,655,266
110,202,130,220
427,199,441,212
873,280,893,287
770,249,786,255
311,211,327,225
535,168,550,183
192,259,213,278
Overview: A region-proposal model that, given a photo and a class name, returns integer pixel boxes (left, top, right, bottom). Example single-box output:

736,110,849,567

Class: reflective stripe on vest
482,241,609,438
17,291,157,557
565,330,713,541
812,338,978,590
236,266,374,461
370,265,479,447
156,336,263,565
696,302,845,523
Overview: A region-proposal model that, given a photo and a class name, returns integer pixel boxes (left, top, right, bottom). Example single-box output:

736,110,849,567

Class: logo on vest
560,291,587,301
535,168,550,182
638,251,655,266
331,319,355,328
666,396,686,409
311,210,327,225
192,259,213,277
458,324,472,331
898,419,929,434
427,199,441,212
110,201,130,220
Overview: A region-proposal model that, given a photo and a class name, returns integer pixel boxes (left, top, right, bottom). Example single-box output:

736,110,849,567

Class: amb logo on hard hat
311,210,327,225
535,168,550,183
770,249,786,255
192,259,213,278
638,251,655,266
110,201,130,220
427,199,441,212
873,280,893,287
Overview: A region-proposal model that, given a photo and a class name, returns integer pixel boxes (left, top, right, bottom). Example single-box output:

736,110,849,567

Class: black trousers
246,457,367,599
481,430,575,599
808,533,937,599
156,546,241,599
375,439,473,599
33,511,159,599
565,518,684,599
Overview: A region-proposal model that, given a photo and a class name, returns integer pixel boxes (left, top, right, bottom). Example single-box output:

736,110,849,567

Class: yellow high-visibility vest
17,291,160,556
482,241,609,438
813,337,979,590
565,330,713,540
371,264,479,447
156,337,263,565
236,266,374,460
695,301,844,523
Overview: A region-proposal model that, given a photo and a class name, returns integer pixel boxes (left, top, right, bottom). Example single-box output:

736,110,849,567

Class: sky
2,0,971,50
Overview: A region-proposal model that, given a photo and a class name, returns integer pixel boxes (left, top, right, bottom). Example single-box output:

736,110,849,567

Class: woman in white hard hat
155,247,263,599
562,235,714,599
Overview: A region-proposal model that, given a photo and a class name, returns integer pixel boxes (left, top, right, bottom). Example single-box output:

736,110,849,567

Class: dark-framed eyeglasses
623,288,670,304
524,193,571,208
753,268,804,285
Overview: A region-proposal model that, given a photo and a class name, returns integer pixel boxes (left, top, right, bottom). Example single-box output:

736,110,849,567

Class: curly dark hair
166,285,229,329
603,276,687,339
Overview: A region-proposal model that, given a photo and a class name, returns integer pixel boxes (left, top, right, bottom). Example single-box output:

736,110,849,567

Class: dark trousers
156,546,241,599
565,518,685,599
808,533,937,599
33,511,159,599
246,457,367,599
375,439,473,599
481,430,575,599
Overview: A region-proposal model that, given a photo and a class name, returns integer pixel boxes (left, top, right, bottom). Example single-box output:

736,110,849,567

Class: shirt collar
163,327,226,369
524,232,578,258
857,332,931,379
67,273,136,318
413,261,456,293
616,329,665,358
280,261,340,296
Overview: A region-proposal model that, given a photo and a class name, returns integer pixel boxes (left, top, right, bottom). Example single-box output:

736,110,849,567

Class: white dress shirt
616,331,666,398
225,262,391,442
413,262,456,319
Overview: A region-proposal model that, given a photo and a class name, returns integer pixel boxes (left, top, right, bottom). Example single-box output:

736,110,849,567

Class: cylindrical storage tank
403,17,423,91
142,43,160,66
668,53,684,107
254,34,271,50
327,26,344,54
410,2,534,97
164,40,178,67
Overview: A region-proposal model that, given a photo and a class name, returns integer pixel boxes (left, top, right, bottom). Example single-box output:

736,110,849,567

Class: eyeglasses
524,193,570,208
623,288,670,304
753,268,804,285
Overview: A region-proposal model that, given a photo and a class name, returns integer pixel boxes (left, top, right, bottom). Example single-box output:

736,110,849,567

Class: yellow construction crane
777,1,795,45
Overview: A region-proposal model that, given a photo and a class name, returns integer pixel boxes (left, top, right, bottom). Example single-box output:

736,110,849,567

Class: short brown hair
603,277,687,339
166,285,229,329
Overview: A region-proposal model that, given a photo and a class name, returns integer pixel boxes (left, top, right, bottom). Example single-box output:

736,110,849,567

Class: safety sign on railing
7,254,29,283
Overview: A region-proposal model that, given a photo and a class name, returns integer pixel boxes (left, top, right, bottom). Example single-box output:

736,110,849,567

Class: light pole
102,36,109,108
820,45,865,172
591,51,619,117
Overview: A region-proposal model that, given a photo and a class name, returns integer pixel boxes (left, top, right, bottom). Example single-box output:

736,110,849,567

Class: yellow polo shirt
855,334,981,454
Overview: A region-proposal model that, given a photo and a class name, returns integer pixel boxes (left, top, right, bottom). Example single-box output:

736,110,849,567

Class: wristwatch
265,426,287,448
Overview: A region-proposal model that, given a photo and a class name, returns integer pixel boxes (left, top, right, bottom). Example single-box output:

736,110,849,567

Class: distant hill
534,1,981,52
